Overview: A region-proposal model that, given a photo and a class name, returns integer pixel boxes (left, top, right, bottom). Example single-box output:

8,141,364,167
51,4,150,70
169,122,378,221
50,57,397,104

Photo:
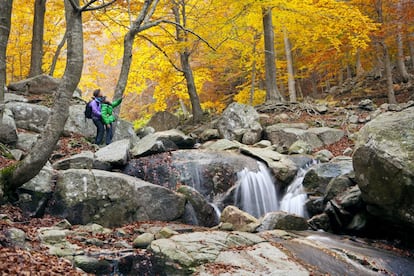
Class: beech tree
29,0,46,77
1,0,115,193
0,0,13,120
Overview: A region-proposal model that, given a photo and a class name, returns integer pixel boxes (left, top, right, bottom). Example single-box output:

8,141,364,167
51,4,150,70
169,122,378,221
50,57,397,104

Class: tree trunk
172,2,203,122
29,0,46,77
0,0,13,119
262,7,283,102
382,42,397,104
283,27,296,102
396,0,409,82
113,0,156,115
409,34,414,69
49,30,67,76
6,0,84,189
355,48,364,77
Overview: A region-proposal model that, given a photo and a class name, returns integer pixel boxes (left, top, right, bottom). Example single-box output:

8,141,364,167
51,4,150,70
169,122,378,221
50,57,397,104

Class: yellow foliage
234,87,266,106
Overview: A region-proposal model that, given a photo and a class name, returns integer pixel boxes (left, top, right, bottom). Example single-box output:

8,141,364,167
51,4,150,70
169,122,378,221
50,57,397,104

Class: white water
279,165,312,218
234,162,279,218
234,160,315,219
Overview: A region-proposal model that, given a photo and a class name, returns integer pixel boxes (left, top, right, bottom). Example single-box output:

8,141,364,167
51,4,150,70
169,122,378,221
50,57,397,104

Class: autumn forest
3,0,414,126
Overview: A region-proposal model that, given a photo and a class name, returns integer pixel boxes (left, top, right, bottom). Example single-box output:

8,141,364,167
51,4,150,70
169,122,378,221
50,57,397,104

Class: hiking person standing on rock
101,95,124,145
90,89,106,145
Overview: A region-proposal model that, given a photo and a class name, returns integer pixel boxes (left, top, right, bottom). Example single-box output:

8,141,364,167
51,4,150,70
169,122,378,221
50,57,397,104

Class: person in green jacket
101,95,124,145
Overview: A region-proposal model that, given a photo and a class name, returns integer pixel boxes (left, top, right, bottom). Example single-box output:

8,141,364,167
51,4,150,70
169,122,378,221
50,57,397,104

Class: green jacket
101,98,122,125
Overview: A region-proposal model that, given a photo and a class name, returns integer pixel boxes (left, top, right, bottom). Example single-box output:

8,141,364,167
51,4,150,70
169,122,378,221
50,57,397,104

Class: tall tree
29,0,46,77
283,27,296,102
1,0,115,193
395,0,410,82
172,0,203,122
262,7,283,102
0,0,13,119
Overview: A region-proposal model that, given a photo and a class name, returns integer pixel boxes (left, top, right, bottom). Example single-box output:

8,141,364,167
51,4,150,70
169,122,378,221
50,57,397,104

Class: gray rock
201,138,243,151
303,160,353,196
113,119,138,144
6,102,50,132
305,196,325,217
307,127,345,146
146,111,179,131
74,255,112,275
199,128,220,142
63,104,96,138
10,149,24,161
47,169,185,227
136,126,155,138
130,129,195,157
17,163,54,217
217,103,263,144
6,227,27,248
52,151,95,170
0,108,18,144
133,233,155,248
358,99,375,111
177,185,218,227
254,140,272,148
314,149,334,162
349,115,359,124
308,213,331,231
257,211,308,231
220,205,260,232
155,227,179,239
38,228,69,244
353,107,414,228
324,176,354,202
4,93,28,103
315,104,328,114
149,231,277,275
16,132,39,152
7,74,60,94
289,140,312,154
95,139,130,167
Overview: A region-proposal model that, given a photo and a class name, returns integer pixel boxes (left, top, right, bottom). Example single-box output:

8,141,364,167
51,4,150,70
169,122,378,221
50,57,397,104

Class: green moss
0,163,19,201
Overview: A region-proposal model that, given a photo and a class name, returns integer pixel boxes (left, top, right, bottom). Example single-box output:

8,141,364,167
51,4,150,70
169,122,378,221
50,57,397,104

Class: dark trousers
105,124,113,145
93,118,105,145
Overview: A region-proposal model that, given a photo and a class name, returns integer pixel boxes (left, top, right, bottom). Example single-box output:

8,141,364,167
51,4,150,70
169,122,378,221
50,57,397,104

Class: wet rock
146,111,179,131
177,185,218,227
257,211,308,232
324,176,354,202
308,213,331,231
303,160,353,196
220,205,260,232
217,103,263,145
305,196,325,217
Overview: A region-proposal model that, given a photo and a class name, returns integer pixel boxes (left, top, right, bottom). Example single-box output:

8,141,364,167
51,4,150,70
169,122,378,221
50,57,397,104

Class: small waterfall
279,162,315,218
234,162,279,218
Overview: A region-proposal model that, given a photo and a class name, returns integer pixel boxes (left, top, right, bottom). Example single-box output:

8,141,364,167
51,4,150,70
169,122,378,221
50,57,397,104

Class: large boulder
0,108,18,144
217,103,263,145
6,102,50,132
146,111,179,131
7,74,60,94
303,159,353,196
113,119,137,143
257,211,308,231
46,169,185,227
4,93,28,103
16,132,39,152
94,139,131,167
52,151,95,170
353,107,414,229
130,129,195,157
63,104,95,138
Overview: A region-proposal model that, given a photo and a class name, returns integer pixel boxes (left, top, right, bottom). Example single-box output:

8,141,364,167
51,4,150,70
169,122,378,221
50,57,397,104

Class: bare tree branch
144,0,159,23
138,34,183,73
67,0,80,11
139,19,216,51
81,0,117,12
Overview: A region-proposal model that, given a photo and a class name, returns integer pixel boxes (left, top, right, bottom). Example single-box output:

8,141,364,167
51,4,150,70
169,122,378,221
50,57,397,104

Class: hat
93,89,101,98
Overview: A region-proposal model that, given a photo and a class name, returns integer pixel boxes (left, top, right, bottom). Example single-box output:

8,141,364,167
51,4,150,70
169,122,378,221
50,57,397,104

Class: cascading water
234,162,279,218
279,163,315,218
